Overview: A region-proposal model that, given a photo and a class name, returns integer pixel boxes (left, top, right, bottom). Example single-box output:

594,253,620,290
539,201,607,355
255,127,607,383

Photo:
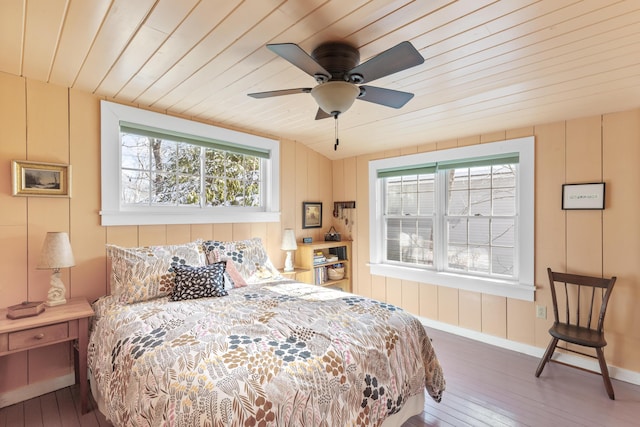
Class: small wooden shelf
295,240,352,292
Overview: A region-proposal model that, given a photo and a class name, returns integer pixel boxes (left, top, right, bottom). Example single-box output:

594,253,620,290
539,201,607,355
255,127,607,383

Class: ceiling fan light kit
311,81,360,116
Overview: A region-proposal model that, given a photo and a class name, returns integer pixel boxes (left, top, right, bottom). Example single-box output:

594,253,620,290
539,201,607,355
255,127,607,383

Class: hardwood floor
0,384,109,427
407,328,640,427
1,328,638,426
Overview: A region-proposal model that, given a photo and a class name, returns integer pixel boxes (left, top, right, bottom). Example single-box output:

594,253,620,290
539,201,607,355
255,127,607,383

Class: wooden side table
0,297,94,413
279,267,309,281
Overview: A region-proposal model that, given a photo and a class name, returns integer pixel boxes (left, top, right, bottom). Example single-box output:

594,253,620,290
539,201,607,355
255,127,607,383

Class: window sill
100,209,280,226
369,263,535,301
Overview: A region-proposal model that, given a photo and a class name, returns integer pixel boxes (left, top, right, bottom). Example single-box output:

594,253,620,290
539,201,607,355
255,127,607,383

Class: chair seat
549,323,607,348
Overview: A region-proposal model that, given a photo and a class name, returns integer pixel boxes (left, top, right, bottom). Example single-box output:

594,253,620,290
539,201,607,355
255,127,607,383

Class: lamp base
284,251,294,272
45,298,67,307
46,270,68,307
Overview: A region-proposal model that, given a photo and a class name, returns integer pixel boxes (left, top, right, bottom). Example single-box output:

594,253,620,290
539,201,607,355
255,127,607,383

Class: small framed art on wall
562,182,605,210
302,202,322,228
12,160,72,197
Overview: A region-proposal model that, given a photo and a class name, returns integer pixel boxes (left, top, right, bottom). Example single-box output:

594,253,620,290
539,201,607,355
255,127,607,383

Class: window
101,101,280,226
382,166,436,267
369,137,534,301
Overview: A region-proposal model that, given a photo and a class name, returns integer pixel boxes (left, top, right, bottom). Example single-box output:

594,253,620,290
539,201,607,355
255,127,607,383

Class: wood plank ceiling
2,0,639,160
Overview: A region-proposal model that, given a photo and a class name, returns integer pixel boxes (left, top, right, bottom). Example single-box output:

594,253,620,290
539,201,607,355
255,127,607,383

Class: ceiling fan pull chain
334,115,339,151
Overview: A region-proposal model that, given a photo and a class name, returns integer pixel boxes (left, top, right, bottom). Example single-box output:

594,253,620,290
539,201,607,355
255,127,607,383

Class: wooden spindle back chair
535,267,617,399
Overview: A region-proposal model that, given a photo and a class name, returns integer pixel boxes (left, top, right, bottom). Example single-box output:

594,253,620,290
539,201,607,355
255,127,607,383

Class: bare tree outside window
121,133,262,208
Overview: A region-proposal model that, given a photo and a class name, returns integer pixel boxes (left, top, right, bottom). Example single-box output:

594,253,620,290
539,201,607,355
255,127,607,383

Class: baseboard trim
0,373,75,408
2,319,638,408
419,316,640,386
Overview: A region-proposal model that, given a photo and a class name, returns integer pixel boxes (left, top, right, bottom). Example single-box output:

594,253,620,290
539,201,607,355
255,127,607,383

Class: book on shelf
313,255,326,264
328,246,347,260
314,266,327,285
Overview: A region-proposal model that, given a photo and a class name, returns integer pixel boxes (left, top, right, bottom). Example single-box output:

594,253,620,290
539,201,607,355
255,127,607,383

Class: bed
88,238,445,426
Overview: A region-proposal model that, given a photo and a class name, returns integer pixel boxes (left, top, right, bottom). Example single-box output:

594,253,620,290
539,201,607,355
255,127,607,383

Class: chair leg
535,337,559,377
595,347,615,400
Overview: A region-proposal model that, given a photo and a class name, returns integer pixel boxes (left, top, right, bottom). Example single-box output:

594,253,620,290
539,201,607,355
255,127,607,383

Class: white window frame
100,100,280,226
369,137,535,301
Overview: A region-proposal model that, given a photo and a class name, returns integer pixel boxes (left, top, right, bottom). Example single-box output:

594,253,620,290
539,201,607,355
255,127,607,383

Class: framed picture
302,202,322,229
12,160,71,197
562,182,605,210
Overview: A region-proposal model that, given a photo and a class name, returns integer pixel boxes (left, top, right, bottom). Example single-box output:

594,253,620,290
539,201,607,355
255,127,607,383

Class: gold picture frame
12,160,71,197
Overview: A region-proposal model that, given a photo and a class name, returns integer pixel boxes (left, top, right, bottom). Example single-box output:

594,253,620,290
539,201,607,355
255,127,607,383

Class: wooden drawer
8,322,69,351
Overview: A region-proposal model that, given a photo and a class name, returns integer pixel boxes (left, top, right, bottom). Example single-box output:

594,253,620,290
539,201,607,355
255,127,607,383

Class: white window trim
100,100,280,226
368,137,535,301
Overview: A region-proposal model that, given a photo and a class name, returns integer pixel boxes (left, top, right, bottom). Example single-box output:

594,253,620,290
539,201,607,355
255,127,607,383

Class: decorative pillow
211,260,240,291
106,241,206,304
224,259,248,288
202,238,282,284
169,263,228,301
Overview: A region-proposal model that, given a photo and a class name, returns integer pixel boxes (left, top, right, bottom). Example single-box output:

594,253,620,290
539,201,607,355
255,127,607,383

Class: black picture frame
302,202,322,228
562,182,605,210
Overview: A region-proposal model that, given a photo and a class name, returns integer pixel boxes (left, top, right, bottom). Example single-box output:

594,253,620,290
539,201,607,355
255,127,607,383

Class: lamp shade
37,232,75,269
310,81,360,116
281,229,298,251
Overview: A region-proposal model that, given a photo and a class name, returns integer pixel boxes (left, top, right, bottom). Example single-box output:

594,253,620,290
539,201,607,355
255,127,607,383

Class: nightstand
279,267,308,281
0,297,94,413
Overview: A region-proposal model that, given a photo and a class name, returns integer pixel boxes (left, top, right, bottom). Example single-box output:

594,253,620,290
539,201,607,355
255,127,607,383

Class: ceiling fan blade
349,41,424,84
315,108,333,120
248,88,312,98
267,43,330,80
358,85,414,109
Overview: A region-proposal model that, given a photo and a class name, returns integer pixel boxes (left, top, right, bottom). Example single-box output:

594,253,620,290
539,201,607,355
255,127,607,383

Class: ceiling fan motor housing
311,42,360,82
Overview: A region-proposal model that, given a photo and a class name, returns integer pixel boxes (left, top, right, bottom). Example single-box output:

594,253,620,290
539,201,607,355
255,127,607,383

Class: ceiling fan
248,41,424,120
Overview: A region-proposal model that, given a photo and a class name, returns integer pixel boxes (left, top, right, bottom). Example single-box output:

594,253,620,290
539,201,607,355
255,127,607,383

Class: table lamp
281,229,297,272
37,232,75,306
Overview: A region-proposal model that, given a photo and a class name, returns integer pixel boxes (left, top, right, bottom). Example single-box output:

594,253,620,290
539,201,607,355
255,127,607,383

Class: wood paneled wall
0,73,333,397
1,70,639,400
335,112,640,375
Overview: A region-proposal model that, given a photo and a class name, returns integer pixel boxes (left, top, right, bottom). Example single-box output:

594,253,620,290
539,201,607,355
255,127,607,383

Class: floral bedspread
88,280,445,426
